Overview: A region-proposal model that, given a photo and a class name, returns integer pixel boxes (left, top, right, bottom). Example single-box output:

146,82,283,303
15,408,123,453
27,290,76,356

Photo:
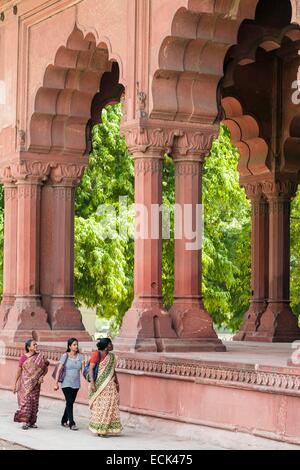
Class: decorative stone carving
0,167,13,184
49,163,87,186
262,180,298,199
121,120,218,158
10,161,51,183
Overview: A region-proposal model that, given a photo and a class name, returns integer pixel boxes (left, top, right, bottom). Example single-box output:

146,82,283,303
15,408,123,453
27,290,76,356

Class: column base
0,329,92,343
114,335,226,352
48,297,87,331
233,301,266,341
3,298,50,331
115,302,179,352
167,299,225,352
247,302,300,342
0,302,13,329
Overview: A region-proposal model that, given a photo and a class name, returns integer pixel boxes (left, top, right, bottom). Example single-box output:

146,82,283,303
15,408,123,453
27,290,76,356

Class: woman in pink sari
13,339,49,430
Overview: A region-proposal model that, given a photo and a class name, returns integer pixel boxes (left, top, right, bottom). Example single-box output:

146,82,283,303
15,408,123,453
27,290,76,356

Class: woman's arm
13,368,22,394
114,371,120,393
53,363,64,391
89,363,96,392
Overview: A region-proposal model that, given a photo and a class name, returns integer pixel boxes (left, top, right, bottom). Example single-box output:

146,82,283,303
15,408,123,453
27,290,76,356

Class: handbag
52,353,68,383
82,351,101,383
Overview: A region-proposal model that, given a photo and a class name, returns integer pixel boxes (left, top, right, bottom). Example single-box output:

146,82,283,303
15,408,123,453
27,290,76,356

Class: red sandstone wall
1,353,300,445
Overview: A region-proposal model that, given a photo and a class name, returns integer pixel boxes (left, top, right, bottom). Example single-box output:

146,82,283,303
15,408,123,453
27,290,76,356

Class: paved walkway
0,390,299,450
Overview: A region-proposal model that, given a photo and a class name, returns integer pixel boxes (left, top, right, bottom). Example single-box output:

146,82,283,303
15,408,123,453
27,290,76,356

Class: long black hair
25,339,34,353
96,338,112,351
66,338,79,352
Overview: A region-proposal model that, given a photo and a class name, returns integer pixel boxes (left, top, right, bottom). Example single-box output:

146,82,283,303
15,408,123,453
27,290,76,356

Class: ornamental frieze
4,187,17,201
1,346,300,395
174,161,202,177
52,186,73,200
135,159,163,176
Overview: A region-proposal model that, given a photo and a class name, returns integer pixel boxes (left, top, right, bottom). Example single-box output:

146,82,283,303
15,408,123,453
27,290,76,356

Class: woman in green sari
88,338,122,437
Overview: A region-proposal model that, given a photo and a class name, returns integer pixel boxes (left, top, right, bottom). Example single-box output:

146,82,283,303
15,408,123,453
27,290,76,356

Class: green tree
74,105,134,332
202,125,251,331
290,191,300,319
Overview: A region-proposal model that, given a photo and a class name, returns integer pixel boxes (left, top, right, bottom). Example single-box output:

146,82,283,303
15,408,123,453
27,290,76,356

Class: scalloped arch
29,26,123,156
151,0,298,123
222,96,269,177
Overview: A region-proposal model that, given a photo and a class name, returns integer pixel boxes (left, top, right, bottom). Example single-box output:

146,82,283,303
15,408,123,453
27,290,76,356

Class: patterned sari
88,352,122,435
14,352,49,425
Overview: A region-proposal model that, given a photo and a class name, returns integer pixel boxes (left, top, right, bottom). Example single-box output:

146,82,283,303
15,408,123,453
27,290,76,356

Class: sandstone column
115,124,177,351
255,180,300,341
169,132,225,351
3,161,50,340
233,183,269,341
0,169,18,329
40,163,90,341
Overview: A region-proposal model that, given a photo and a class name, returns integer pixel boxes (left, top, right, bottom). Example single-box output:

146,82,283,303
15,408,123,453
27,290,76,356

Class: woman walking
88,338,122,437
54,338,85,430
13,339,49,430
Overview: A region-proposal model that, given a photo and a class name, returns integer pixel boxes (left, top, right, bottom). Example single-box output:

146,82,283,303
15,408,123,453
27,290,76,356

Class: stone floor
0,439,27,450
0,390,299,450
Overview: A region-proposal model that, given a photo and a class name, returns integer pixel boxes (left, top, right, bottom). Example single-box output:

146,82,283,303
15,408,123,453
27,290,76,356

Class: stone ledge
1,344,300,395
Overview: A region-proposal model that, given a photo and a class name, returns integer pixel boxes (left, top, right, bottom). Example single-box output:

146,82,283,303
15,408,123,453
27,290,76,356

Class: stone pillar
3,162,50,341
40,163,90,341
0,170,18,329
115,124,177,351
168,135,225,351
255,180,300,342
234,183,269,341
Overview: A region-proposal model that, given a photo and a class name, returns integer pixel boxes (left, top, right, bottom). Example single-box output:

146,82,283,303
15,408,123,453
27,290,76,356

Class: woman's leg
62,387,78,427
61,388,70,425
69,388,79,427
29,386,41,426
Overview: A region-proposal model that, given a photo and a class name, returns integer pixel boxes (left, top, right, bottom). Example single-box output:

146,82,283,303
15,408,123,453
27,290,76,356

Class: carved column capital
262,180,298,200
0,166,14,185
121,120,218,159
10,160,51,184
242,182,264,200
49,163,87,186
121,123,174,156
172,129,218,161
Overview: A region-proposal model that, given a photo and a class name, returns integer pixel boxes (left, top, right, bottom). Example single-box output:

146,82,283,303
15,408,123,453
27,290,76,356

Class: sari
88,352,122,435
14,352,49,425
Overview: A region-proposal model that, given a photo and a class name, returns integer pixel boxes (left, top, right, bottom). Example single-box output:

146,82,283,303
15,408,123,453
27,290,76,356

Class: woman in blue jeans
54,338,85,430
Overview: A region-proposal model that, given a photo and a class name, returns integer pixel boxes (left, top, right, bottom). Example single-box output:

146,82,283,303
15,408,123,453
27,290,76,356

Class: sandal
61,422,69,428
22,424,29,430
70,425,79,431
29,424,38,428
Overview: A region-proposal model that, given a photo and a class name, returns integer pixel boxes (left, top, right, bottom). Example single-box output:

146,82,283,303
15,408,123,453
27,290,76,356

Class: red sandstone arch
221,96,269,176
29,27,123,156
151,0,300,123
